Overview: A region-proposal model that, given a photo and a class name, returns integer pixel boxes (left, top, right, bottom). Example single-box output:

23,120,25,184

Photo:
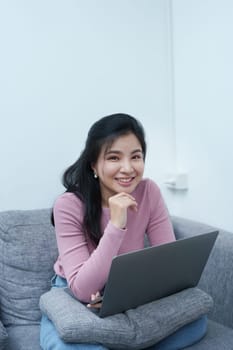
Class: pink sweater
53,178,175,302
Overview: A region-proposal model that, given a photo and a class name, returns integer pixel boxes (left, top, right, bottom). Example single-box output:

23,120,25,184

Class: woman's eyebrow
131,149,143,154
105,150,121,154
105,149,142,155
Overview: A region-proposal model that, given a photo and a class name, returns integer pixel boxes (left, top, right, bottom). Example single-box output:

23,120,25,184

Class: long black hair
54,113,146,246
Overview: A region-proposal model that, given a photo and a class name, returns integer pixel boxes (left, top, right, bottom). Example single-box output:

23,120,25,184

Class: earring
94,172,98,179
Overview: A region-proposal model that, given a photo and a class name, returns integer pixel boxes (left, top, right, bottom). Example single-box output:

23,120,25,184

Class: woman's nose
120,160,133,172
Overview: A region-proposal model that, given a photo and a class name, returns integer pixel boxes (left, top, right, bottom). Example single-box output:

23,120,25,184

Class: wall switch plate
164,172,188,190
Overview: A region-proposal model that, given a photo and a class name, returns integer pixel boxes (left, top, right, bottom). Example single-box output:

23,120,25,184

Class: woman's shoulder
136,178,160,194
54,191,84,212
135,178,162,206
134,178,164,216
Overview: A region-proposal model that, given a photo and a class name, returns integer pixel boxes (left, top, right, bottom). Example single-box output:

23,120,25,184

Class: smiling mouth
116,177,135,184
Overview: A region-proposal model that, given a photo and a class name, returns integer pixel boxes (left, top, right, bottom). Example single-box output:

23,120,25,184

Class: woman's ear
91,164,98,179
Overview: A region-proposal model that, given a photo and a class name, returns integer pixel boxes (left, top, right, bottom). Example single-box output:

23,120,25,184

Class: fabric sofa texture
0,209,57,350
40,287,212,348
0,320,8,350
0,209,233,349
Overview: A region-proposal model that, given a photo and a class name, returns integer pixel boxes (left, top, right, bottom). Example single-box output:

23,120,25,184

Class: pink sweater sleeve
53,193,126,302
146,180,176,245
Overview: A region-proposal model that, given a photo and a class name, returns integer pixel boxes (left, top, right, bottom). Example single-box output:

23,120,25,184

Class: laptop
96,230,218,317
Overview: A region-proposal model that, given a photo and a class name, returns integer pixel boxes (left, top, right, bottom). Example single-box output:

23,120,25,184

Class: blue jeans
40,276,207,350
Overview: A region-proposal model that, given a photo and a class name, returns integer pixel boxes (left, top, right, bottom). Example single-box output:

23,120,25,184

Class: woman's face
92,133,145,206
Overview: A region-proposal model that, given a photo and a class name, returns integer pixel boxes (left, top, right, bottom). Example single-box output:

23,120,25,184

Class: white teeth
117,178,132,183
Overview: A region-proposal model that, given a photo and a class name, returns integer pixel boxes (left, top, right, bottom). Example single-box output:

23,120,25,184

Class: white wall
165,0,233,231
3,1,231,232
0,1,174,210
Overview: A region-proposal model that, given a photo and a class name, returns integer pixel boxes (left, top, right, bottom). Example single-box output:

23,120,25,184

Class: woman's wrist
110,220,127,230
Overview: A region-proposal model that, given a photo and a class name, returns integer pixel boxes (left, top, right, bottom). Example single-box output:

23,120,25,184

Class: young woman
40,113,207,350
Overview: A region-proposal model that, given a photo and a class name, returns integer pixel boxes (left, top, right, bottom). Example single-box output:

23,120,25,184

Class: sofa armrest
171,216,233,330
171,216,216,239
0,319,8,350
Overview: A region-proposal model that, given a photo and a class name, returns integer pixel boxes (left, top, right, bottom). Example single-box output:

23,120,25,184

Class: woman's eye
108,156,119,161
133,155,142,160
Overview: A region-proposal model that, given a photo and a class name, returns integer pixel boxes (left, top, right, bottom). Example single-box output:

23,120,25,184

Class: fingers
112,192,136,201
90,292,100,302
87,291,103,309
109,192,138,210
109,192,138,229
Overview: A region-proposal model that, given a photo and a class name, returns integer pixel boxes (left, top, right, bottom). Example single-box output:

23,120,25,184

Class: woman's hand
109,192,138,229
87,291,103,309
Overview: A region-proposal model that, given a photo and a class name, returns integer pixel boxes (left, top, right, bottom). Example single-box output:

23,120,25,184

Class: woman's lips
115,177,135,186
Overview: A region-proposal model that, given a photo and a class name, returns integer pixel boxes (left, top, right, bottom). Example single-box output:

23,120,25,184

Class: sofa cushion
6,325,40,350
0,209,58,326
198,230,233,329
40,287,213,349
183,320,233,349
171,216,233,329
0,320,8,350
171,216,215,240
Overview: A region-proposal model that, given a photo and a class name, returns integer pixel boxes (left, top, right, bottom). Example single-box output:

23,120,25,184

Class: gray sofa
0,209,233,350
